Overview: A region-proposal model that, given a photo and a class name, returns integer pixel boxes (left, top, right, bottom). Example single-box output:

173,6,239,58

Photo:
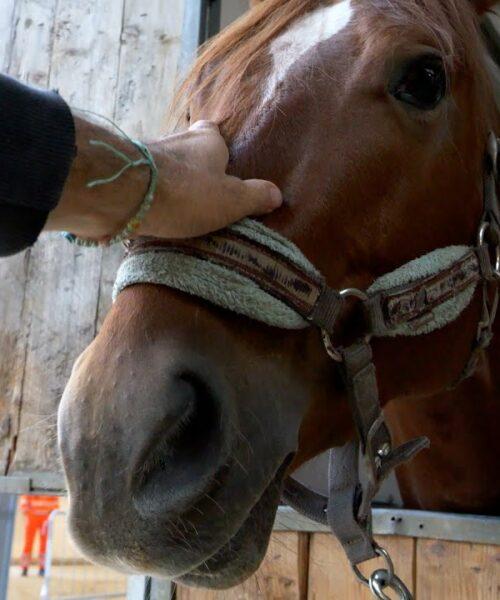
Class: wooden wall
0,0,185,477
177,532,499,599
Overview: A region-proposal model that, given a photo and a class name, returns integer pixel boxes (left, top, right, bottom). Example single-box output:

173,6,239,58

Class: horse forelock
174,0,494,138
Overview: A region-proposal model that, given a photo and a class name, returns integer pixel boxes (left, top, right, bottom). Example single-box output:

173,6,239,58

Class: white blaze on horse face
262,0,353,108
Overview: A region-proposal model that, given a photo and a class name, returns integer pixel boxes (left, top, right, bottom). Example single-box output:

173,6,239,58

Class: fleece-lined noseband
114,134,499,600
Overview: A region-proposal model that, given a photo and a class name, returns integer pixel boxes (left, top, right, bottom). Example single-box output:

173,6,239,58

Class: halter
114,133,499,600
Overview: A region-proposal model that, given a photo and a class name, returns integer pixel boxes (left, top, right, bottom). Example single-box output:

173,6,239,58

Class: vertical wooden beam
308,534,415,599
113,0,184,138
1,0,187,478
8,0,125,475
96,0,185,329
0,0,16,71
176,532,310,599
416,538,500,599
0,0,59,475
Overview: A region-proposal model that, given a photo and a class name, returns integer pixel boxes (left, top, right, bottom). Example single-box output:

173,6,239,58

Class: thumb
222,177,283,222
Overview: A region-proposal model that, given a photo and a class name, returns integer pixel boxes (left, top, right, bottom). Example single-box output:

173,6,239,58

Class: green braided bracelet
63,115,158,248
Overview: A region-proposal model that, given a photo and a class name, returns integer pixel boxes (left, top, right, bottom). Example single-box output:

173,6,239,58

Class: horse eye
392,55,446,110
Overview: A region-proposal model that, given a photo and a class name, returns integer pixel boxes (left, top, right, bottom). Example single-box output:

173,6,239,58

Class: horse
57,0,499,589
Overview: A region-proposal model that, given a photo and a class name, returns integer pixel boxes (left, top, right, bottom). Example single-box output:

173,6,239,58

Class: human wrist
45,113,150,240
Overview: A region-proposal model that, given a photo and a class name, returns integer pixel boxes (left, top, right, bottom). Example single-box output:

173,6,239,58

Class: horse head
58,0,498,588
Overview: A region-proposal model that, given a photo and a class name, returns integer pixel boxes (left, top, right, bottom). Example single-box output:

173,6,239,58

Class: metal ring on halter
321,288,372,362
352,545,395,587
321,329,344,362
369,569,413,600
478,222,500,278
340,287,370,302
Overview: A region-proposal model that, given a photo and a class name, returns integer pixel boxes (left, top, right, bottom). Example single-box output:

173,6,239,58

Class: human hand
46,117,282,242
139,121,282,238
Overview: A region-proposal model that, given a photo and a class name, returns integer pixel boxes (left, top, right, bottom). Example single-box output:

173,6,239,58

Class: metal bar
150,578,175,600
1,472,499,545
49,594,125,600
178,0,203,77
178,0,223,78
275,505,500,545
40,509,64,600
0,494,17,600
206,0,222,40
0,477,30,495
0,473,66,495
127,576,149,600
373,507,500,545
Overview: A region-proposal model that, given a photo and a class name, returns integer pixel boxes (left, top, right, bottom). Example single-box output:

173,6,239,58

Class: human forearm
47,118,283,242
0,73,282,256
45,113,155,241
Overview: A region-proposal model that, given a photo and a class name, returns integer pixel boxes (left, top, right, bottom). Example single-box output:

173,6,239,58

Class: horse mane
175,0,320,133
175,0,493,137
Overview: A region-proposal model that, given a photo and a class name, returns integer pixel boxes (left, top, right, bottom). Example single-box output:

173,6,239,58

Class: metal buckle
321,288,371,363
478,221,500,280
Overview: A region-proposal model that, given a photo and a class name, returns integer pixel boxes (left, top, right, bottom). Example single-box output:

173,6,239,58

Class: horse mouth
176,458,291,589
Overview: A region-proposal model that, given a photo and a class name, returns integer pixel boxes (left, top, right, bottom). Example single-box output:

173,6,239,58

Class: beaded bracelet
63,116,158,248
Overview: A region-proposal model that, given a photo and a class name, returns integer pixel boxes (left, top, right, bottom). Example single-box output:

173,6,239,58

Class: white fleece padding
368,245,478,337
113,219,318,330
113,218,478,338
113,250,309,329
231,218,321,276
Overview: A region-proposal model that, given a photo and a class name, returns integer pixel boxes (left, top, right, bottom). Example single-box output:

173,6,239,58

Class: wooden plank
114,0,184,137
0,0,16,71
0,252,29,474
0,0,24,474
308,534,415,599
0,0,59,475
8,0,58,86
96,0,185,330
9,0,125,474
176,532,309,600
416,539,500,599
1,0,187,475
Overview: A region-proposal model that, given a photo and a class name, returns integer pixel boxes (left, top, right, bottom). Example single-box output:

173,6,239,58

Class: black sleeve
0,74,75,257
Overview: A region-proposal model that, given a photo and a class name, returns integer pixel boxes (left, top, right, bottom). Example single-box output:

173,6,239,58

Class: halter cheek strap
113,134,499,600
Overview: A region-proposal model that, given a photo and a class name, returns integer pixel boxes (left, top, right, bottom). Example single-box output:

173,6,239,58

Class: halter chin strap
114,134,499,600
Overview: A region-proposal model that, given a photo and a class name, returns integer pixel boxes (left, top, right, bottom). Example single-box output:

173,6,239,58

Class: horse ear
470,0,499,14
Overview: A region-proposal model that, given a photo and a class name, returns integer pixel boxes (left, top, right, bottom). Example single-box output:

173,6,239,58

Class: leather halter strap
123,231,344,334
124,237,483,339
120,134,499,598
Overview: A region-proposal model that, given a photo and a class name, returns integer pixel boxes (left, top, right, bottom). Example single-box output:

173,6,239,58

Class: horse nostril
133,372,227,516
164,373,221,463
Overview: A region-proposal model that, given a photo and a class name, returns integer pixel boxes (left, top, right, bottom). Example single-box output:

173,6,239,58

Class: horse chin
176,462,286,589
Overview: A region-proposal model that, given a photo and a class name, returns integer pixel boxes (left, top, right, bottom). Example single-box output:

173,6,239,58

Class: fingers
217,177,283,224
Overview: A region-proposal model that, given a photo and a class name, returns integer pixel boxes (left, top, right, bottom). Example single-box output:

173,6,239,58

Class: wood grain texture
96,0,185,331
176,532,310,600
113,0,184,137
0,0,187,475
8,0,125,474
416,539,500,600
0,0,23,475
0,0,16,71
307,534,415,600
0,0,59,475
